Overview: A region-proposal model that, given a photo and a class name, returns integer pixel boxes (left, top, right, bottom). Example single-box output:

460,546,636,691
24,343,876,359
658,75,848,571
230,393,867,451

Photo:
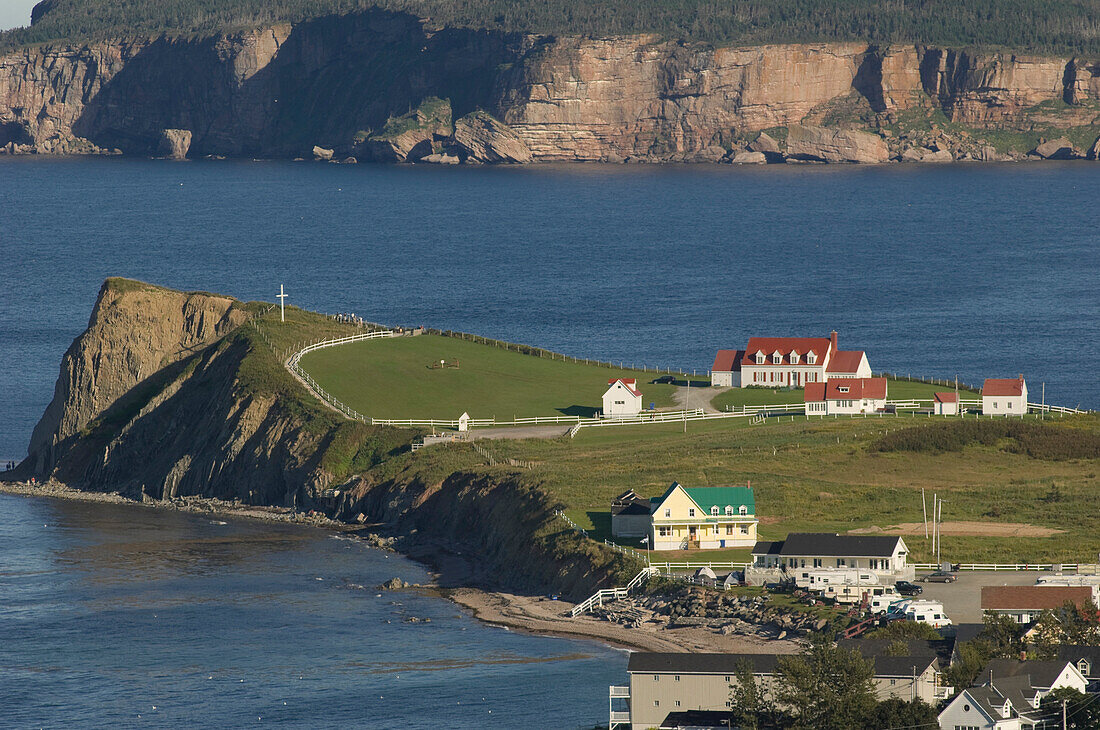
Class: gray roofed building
938,659,1089,730
1055,645,1100,681
755,532,904,558
747,532,913,586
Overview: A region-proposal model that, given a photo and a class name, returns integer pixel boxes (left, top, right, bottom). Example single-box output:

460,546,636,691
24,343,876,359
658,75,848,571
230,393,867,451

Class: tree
864,621,942,641
729,660,783,730
772,637,877,730
1033,600,1100,654
866,698,938,729
1039,687,1100,730
942,612,1026,688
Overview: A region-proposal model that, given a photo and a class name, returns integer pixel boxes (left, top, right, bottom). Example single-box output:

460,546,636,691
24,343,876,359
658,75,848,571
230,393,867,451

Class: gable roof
981,658,1078,690
934,392,959,403
606,378,641,397
626,651,934,679
658,710,735,729
983,377,1026,396
741,337,832,366
712,350,744,372
826,350,867,373
804,378,887,402
752,532,903,558
650,483,755,515
1055,645,1100,669
981,585,1093,611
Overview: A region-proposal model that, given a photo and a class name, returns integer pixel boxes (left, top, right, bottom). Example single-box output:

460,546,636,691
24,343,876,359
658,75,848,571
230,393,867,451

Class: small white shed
933,392,959,415
983,376,1028,416
602,378,642,418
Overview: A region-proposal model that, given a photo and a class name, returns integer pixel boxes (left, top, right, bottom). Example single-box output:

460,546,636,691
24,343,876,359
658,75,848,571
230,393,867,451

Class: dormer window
710,506,718,516
739,505,748,515
725,505,733,515
838,386,849,393
789,351,799,364
806,351,817,364
771,350,782,364
1080,659,1091,675
755,350,765,365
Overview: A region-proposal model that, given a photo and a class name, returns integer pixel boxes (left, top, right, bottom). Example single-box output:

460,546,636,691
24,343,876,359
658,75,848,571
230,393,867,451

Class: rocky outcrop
1031,137,1080,159
158,129,191,159
1090,136,1100,160
786,124,889,163
452,111,532,163
312,145,334,161
0,12,1098,162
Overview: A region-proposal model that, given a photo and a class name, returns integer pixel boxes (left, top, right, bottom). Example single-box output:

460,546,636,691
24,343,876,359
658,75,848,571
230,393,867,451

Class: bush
871,419,1100,460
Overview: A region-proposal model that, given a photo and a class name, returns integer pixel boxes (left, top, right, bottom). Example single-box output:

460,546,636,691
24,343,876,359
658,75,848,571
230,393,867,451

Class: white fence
571,567,657,617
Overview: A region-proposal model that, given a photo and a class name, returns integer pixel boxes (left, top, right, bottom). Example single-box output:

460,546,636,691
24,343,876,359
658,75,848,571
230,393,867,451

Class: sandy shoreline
0,479,790,654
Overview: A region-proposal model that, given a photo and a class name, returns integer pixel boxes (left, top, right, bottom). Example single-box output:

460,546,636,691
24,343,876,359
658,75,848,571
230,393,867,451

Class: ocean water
0,493,624,728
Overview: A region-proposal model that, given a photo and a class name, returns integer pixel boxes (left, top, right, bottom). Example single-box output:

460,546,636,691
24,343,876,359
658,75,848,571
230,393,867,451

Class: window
674,700,681,707
688,508,695,517
654,700,660,707
659,527,670,537
725,676,731,682
813,559,822,568
1079,659,1090,675
889,679,896,685
711,506,719,516
739,505,748,515
674,675,680,682
725,505,733,515
664,509,671,518
807,351,817,364
653,675,660,681
755,352,765,364
741,526,749,534
789,351,799,364
726,525,734,535
838,559,846,567
772,352,782,364
838,386,849,393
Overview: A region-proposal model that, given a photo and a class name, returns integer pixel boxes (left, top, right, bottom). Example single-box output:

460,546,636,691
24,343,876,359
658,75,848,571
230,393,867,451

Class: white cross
277,284,288,322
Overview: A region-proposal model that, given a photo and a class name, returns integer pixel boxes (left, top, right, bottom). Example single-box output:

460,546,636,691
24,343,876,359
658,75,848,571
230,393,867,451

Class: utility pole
1063,698,1068,729
922,488,928,540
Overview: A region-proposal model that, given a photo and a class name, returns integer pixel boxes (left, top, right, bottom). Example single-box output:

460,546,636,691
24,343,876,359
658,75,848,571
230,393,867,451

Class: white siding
603,382,642,418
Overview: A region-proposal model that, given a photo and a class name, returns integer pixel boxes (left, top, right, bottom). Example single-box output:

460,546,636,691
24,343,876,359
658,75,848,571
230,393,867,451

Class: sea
1,157,1098,727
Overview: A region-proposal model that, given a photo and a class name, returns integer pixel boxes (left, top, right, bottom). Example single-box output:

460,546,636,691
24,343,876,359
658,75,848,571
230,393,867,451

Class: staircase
571,567,657,618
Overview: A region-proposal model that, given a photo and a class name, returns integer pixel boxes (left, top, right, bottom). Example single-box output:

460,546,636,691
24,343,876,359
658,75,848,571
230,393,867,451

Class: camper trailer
889,599,952,628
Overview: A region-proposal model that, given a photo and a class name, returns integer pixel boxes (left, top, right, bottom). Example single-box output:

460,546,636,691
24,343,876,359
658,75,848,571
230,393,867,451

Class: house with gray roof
747,532,913,586
936,659,1086,730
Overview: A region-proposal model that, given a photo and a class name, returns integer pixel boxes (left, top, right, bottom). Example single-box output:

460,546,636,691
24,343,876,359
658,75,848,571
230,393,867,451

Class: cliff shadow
72,10,526,157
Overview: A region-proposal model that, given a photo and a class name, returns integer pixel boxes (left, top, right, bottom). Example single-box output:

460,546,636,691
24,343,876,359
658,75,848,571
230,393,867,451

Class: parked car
895,580,923,596
921,571,958,583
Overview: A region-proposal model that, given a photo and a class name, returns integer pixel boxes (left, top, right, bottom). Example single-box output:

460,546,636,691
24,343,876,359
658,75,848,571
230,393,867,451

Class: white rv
889,599,952,628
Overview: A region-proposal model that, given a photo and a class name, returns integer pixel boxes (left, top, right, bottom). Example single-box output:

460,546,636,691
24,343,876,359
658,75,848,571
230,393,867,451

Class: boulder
748,132,780,154
452,111,532,164
360,98,453,163
1031,137,1079,160
420,152,461,165
1088,135,1100,161
158,129,192,160
785,125,889,164
312,145,334,161
730,150,767,164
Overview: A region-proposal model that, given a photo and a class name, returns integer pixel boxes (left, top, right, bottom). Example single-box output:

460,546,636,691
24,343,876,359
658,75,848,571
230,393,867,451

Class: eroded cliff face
1,11,1098,160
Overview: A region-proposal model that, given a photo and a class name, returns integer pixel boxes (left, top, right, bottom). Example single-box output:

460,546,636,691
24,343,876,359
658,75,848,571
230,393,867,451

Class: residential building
980,585,1094,624
611,490,653,539
648,483,757,551
982,376,1028,416
615,651,940,730
748,533,914,585
803,377,888,415
1054,646,1100,684
935,391,960,415
604,378,642,418
937,660,1087,730
711,331,871,389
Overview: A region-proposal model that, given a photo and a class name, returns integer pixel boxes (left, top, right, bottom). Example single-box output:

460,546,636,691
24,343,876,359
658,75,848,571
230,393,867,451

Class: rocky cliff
2,12,1099,162
13,278,631,599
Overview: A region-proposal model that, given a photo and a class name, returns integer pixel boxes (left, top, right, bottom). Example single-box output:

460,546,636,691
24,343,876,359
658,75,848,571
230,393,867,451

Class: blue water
0,493,623,728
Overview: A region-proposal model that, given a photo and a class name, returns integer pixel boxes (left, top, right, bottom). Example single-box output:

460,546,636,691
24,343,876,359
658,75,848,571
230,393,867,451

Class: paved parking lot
913,570,1040,624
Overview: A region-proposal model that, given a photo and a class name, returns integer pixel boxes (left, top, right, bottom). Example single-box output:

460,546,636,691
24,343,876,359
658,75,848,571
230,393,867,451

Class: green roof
651,482,755,514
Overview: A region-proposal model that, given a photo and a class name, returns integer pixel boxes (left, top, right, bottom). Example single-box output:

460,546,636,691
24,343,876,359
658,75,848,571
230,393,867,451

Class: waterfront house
611,490,653,539
934,391,960,415
980,585,1094,624
937,660,1087,730
711,331,871,389
803,377,887,415
647,483,757,551
747,532,913,585
982,376,1028,416
603,378,642,418
613,650,939,730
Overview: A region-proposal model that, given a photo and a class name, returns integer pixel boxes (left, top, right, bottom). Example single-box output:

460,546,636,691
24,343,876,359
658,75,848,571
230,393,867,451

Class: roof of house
606,378,642,397
614,502,653,516
981,585,1093,611
934,392,959,403
626,652,934,679
712,350,744,372
840,638,947,662
1056,645,1100,668
983,377,1026,397
961,683,1038,722
982,658,1077,689
752,532,903,558
650,483,755,515
804,377,887,402
658,710,735,729
741,337,832,366
826,350,867,373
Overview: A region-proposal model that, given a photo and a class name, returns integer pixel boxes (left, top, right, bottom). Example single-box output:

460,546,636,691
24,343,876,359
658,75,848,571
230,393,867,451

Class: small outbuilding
933,391,959,415
610,490,652,538
603,378,642,418
982,376,1028,416
804,377,887,415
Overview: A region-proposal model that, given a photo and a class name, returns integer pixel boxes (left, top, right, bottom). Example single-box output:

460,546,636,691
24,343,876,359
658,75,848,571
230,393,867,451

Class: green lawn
299,333,706,420
710,379,979,411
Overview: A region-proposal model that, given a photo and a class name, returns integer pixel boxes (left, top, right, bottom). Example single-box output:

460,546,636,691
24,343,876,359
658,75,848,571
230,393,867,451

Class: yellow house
648,482,758,551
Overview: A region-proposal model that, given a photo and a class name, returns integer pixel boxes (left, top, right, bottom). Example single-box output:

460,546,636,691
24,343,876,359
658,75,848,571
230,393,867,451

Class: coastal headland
5,278,1099,651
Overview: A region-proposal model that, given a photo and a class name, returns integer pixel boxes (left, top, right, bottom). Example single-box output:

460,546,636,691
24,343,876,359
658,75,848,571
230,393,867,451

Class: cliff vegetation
6,0,1100,54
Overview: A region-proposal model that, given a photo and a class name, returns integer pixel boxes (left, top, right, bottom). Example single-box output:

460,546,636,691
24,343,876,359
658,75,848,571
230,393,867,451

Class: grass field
299,333,708,420
709,379,979,411
467,413,1100,564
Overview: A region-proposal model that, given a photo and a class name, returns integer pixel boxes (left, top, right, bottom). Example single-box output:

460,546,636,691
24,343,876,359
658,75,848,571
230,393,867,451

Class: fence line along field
297,333,707,420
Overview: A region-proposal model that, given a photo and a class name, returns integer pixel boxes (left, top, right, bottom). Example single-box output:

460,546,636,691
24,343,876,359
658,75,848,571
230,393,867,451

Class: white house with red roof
934,392,959,416
983,376,1027,416
603,378,642,418
804,377,887,415
711,331,871,388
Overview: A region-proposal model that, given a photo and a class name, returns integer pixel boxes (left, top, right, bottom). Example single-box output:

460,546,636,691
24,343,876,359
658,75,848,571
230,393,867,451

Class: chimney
1019,650,1027,661
830,330,838,352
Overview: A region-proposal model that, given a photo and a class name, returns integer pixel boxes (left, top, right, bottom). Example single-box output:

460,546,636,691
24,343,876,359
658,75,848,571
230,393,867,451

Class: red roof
742,337,831,366
981,585,1092,611
984,377,1026,397
805,377,887,401
826,350,866,373
607,378,641,396
712,350,744,372
934,392,959,403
